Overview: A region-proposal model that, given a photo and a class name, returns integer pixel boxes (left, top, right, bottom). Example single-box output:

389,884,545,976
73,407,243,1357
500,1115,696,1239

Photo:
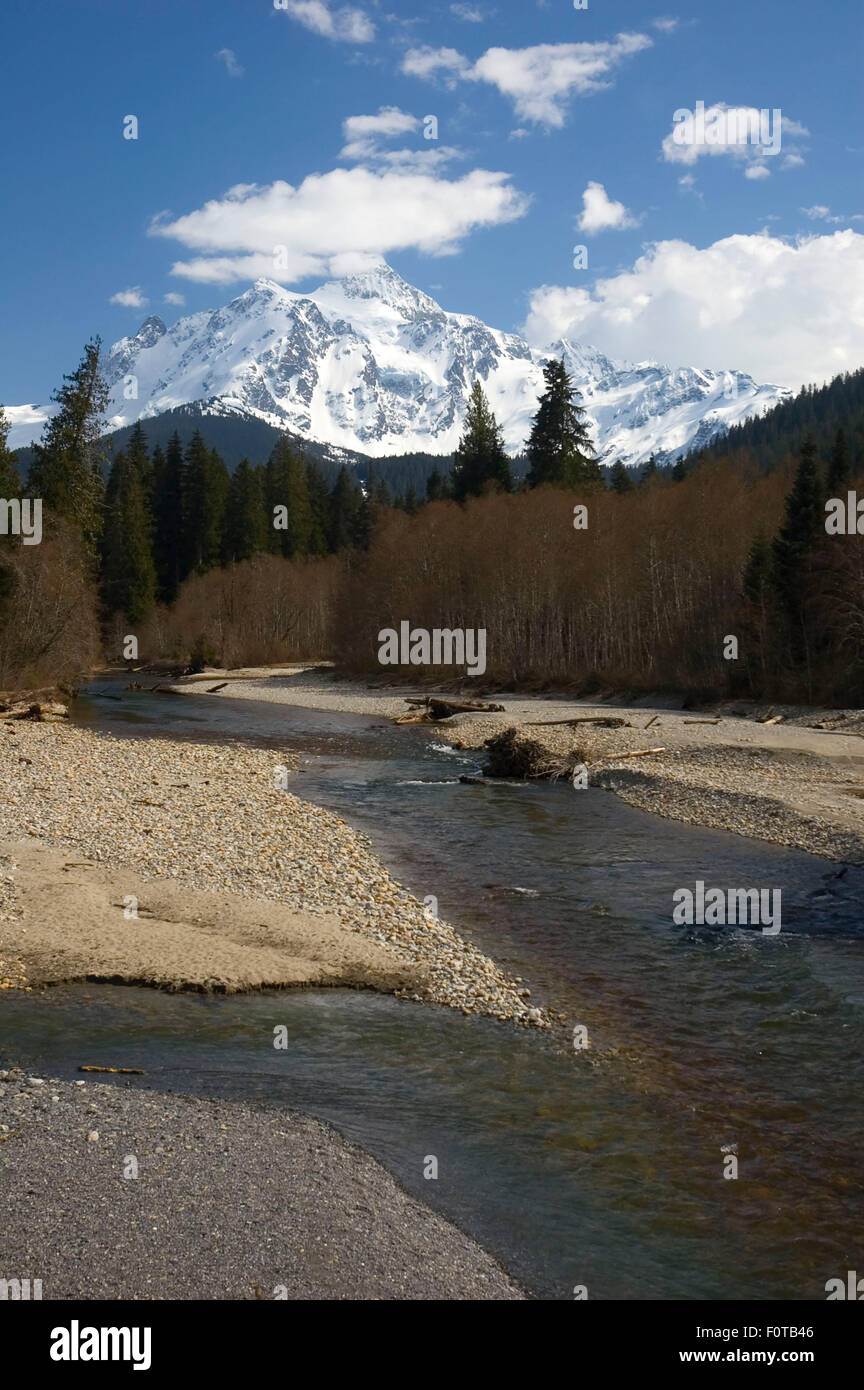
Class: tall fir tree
183,430,229,573
101,448,157,623
222,458,268,564
28,338,108,557
826,427,851,493
0,407,20,501
151,432,185,602
610,459,633,493
525,359,600,489
305,459,331,555
771,434,824,672
425,467,447,501
450,380,513,501
266,437,313,558
640,454,659,484
0,407,21,609
329,466,364,551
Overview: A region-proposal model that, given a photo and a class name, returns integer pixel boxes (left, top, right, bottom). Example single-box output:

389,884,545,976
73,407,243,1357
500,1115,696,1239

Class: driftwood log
395,697,505,724
525,716,630,729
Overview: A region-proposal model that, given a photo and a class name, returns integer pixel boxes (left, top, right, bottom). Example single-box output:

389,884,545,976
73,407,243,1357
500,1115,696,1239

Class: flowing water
2,684,863,1299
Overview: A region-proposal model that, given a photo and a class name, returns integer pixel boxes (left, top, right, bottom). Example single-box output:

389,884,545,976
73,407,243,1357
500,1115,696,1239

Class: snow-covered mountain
7,264,791,465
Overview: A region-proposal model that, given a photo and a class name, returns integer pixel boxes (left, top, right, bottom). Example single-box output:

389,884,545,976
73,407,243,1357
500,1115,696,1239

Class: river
2,683,862,1300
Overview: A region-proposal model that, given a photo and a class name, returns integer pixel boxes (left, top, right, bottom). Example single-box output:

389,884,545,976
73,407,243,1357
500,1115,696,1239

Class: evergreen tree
450,380,513,501
329,466,364,551
125,421,153,496
151,432,185,602
0,408,21,608
183,430,229,573
425,467,447,502
101,448,157,622
525,359,599,489
671,458,687,483
610,459,633,493
826,428,851,493
403,486,419,515
0,408,20,501
28,338,108,557
771,435,824,671
222,458,269,564
265,437,313,558
305,459,331,555
640,454,659,484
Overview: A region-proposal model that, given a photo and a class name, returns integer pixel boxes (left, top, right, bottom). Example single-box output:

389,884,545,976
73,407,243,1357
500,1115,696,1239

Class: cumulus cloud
576,181,639,234
450,2,484,19
661,103,808,177
402,46,471,84
652,17,679,32
275,0,374,44
339,107,459,172
163,291,186,305
149,168,530,284
402,33,652,127
110,287,148,308
522,231,864,388
215,48,244,77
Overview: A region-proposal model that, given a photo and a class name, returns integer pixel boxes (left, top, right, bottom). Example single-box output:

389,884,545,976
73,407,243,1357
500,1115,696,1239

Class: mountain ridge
7,263,792,464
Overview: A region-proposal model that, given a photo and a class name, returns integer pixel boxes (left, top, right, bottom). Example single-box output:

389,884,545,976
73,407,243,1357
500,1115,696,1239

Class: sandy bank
170,671,864,865
0,723,547,1025
0,840,412,993
0,1071,523,1300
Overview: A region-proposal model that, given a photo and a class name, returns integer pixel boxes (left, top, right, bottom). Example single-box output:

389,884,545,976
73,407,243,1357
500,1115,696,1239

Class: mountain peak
316,262,443,319
134,315,167,346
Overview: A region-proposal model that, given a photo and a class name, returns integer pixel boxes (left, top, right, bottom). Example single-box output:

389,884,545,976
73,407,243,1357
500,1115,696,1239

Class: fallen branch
206,682,228,693
644,715,660,729
78,1066,146,1075
598,746,666,762
683,718,721,725
525,716,630,729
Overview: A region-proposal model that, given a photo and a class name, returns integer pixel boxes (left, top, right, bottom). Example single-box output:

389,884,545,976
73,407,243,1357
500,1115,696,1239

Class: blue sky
2,0,863,406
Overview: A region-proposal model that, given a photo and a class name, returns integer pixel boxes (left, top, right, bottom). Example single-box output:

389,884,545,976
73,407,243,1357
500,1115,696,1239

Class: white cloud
801,205,864,226
450,2,484,19
652,17,679,32
339,106,460,172
215,48,244,77
163,291,186,305
661,103,808,176
577,181,638,234
276,0,374,43
402,46,471,84
402,33,652,127
150,167,530,284
110,287,148,308
522,231,864,388
340,106,420,159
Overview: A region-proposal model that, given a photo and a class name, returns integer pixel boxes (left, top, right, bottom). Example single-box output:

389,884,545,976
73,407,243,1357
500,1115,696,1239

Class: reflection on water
1,683,861,1300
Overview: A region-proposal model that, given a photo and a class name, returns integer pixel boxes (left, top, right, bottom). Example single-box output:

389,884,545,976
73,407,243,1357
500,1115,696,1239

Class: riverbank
0,722,547,1026
0,1069,523,1300
166,670,864,866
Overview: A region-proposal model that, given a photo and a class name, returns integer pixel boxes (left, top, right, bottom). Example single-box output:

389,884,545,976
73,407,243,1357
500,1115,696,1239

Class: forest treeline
2,340,864,702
